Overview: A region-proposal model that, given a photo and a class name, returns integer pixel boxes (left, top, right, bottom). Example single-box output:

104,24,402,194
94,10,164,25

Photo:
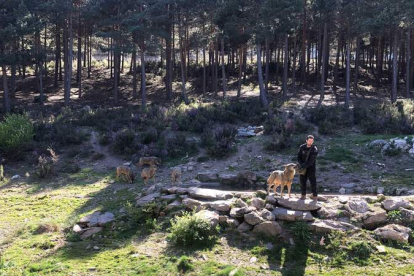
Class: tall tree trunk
333,34,341,91
166,11,173,101
406,29,411,98
179,16,189,104
242,46,247,83
77,16,82,98
354,36,361,92
221,37,227,98
257,43,268,107
320,23,328,100
64,3,73,107
2,64,11,113
345,37,351,108
301,0,307,87
237,46,243,98
113,38,119,105
292,35,297,95
265,38,270,93
141,40,146,108
54,24,60,87
392,28,399,103
282,35,289,99
203,45,206,96
214,38,219,95
132,47,138,99
275,45,280,85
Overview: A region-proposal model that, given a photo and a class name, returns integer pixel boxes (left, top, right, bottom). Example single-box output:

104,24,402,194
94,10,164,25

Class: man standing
297,135,318,201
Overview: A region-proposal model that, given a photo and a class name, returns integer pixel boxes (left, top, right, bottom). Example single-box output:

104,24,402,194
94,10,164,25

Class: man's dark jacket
297,144,318,169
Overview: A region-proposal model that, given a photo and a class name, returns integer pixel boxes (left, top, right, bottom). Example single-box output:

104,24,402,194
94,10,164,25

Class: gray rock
265,204,275,211
341,183,355,189
250,198,266,210
362,209,387,230
182,198,209,211
197,171,219,182
272,207,314,222
73,224,85,234
265,195,277,205
209,200,232,212
382,198,412,211
400,208,414,222
374,224,412,243
253,221,282,237
338,196,348,204
260,209,275,221
277,197,322,211
164,200,182,211
309,220,359,233
78,211,101,227
219,174,240,185
98,212,115,226
235,198,248,208
369,139,388,148
237,171,257,185
230,207,254,218
237,222,253,232
160,194,177,202
188,187,233,200
80,227,103,240
195,210,219,228
136,192,160,206
226,218,240,228
396,188,407,196
339,188,346,195
244,212,265,226
377,187,385,195
347,199,369,214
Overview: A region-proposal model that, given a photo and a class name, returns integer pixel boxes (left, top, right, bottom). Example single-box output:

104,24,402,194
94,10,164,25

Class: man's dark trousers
300,166,317,197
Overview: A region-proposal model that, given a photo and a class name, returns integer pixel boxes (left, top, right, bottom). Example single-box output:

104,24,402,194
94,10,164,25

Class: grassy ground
1,165,414,276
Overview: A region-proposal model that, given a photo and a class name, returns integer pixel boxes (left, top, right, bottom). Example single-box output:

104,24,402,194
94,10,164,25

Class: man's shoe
310,195,318,201
300,195,306,200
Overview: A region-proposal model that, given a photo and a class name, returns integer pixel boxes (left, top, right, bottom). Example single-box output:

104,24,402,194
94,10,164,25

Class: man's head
306,135,314,147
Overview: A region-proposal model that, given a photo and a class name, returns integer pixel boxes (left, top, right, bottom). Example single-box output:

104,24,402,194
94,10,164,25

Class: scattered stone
374,224,412,243
338,196,348,204
265,242,274,250
136,192,160,206
230,207,254,218
78,211,101,227
369,139,388,148
376,245,386,254
73,224,84,234
182,198,209,211
98,212,115,226
93,246,100,250
80,227,103,240
265,195,277,205
195,210,219,228
260,209,275,221
244,212,265,226
209,200,232,212
377,187,385,195
235,198,248,208
395,188,407,196
382,198,412,211
400,208,414,222
188,187,233,200
277,197,321,211
347,198,369,214
11,175,21,180
250,198,265,210
265,204,275,211
164,200,182,211
249,257,257,263
237,222,253,232
339,188,346,195
226,218,240,228
197,171,219,182
253,221,282,237
272,207,314,222
362,209,387,230
309,220,359,233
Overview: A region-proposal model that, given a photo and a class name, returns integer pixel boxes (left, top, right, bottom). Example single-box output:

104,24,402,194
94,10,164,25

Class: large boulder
97,212,115,226
400,208,414,222
209,200,232,212
309,220,359,233
195,210,220,228
78,211,101,227
238,222,253,232
374,224,412,243
253,221,282,237
382,198,412,211
197,171,219,182
272,207,314,222
136,192,160,206
219,174,240,185
250,198,266,210
362,208,388,230
265,195,277,205
182,198,210,211
188,187,233,200
244,212,265,226
80,227,103,240
277,198,322,211
230,206,254,218
347,198,370,214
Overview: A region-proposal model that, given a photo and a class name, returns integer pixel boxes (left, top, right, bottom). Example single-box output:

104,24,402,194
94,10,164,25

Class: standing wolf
297,135,319,201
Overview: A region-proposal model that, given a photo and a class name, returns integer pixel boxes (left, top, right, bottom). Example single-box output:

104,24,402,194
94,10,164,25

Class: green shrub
166,133,198,158
176,256,194,273
98,133,112,146
0,113,34,159
35,148,59,178
291,221,311,243
326,231,348,267
349,240,373,260
264,132,291,151
168,211,219,247
308,105,354,128
113,129,138,155
141,127,158,144
206,126,237,158
263,116,284,135
318,119,336,135
387,210,403,224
